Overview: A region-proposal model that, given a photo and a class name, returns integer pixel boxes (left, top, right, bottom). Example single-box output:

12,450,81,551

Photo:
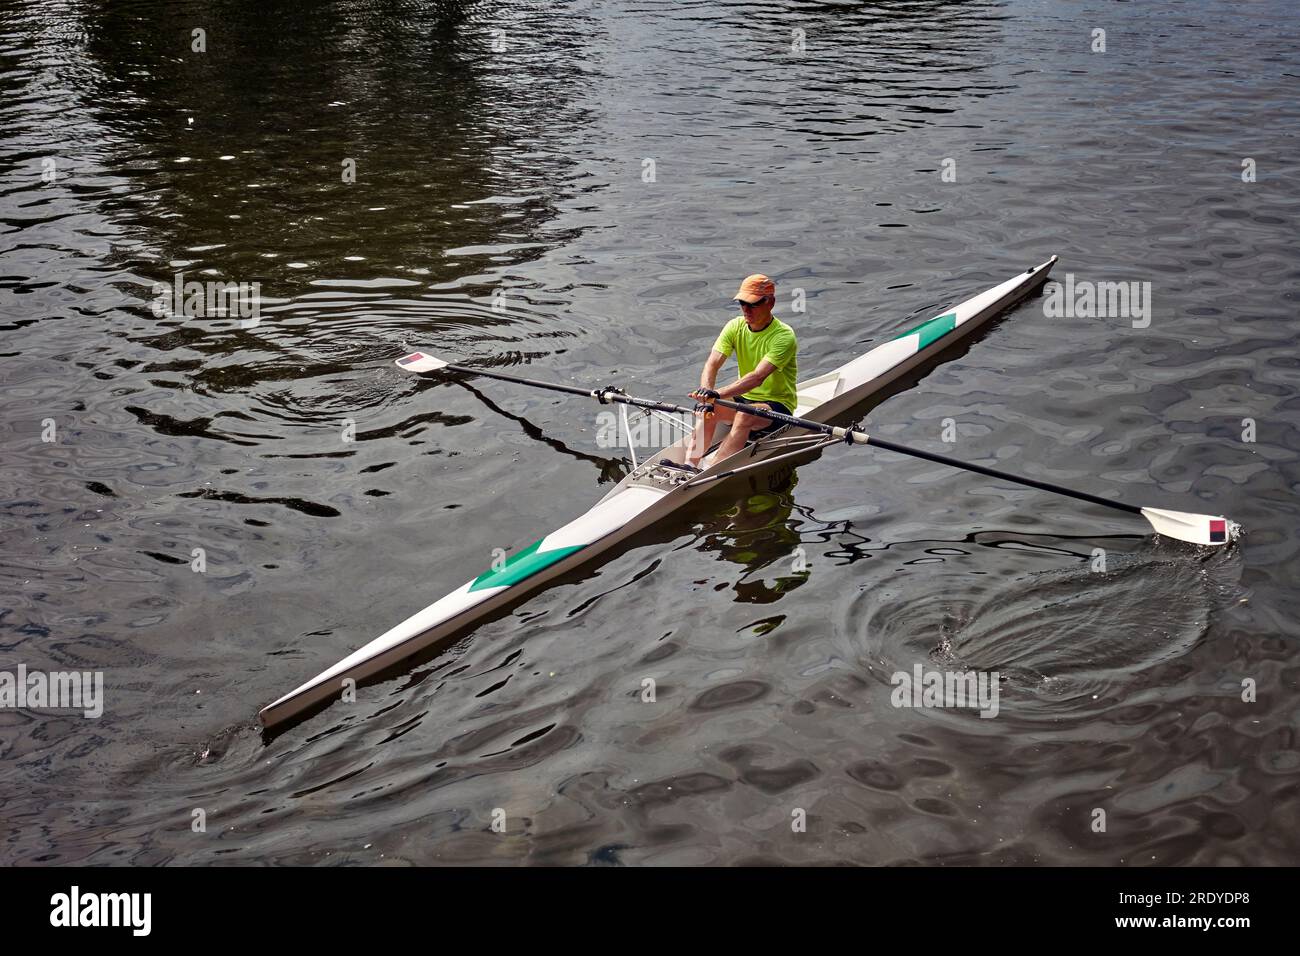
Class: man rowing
676,273,799,471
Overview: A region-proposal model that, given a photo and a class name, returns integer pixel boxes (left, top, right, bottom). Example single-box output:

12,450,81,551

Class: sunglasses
737,297,768,310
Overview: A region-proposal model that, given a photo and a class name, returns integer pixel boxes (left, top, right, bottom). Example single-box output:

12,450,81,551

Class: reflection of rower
680,273,799,470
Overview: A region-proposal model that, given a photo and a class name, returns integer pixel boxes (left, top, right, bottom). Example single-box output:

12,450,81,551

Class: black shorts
738,400,793,440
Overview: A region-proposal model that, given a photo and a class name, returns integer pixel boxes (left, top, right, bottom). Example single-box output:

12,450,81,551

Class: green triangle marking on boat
469,537,586,592
894,311,957,350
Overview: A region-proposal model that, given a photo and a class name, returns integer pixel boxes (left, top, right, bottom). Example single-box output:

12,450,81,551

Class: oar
703,395,1238,547
397,351,1238,547
396,351,699,417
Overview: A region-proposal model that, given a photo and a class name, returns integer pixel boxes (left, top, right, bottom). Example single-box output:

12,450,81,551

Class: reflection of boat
260,257,1062,730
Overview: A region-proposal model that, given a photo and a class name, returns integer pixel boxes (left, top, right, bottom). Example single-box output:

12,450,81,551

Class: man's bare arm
696,350,727,392
717,359,777,399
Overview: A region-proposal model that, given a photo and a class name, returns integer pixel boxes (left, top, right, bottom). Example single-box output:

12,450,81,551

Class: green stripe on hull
894,311,957,350
469,537,586,592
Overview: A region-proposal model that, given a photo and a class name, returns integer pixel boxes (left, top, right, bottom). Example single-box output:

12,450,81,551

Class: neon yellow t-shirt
712,316,798,411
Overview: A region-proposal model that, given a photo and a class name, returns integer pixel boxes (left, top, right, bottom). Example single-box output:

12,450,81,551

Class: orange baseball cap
734,273,775,304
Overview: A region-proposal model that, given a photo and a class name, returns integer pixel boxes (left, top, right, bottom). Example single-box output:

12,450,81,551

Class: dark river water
2,0,1297,865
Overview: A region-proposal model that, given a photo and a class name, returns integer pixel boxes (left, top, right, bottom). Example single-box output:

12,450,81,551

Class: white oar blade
1140,507,1237,546
396,351,449,374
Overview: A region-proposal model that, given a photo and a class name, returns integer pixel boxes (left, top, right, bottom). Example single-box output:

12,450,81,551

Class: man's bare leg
710,405,768,463
685,405,735,467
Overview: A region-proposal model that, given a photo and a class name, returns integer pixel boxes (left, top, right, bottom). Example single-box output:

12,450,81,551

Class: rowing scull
257,255,1234,731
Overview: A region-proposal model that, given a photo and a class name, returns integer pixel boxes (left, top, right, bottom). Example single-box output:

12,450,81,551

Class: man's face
739,296,771,329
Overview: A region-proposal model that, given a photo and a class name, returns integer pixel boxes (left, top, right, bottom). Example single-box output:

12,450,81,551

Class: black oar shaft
442,363,595,398
863,435,1143,516
439,363,694,416
712,397,835,435
712,396,1142,516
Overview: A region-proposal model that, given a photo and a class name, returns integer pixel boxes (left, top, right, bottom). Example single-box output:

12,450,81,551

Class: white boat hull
259,256,1058,730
